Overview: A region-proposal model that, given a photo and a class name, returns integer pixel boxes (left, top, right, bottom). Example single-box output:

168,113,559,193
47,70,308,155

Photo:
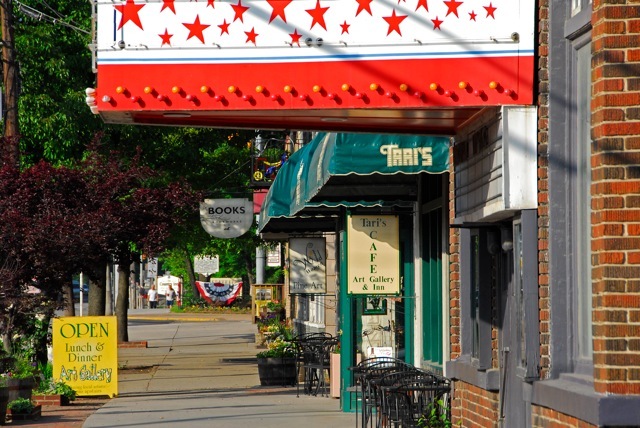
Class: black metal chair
294,333,333,397
352,358,413,428
303,336,339,397
381,371,451,427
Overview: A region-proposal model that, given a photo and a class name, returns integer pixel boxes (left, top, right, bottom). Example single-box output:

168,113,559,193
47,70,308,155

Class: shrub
8,398,35,414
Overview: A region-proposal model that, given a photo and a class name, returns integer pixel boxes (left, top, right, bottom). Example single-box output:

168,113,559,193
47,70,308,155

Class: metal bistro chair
358,359,414,428
349,358,390,428
375,368,427,428
303,336,339,397
383,371,451,428
294,333,333,397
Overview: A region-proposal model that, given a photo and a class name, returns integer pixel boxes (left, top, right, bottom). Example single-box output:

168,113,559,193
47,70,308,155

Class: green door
422,207,443,367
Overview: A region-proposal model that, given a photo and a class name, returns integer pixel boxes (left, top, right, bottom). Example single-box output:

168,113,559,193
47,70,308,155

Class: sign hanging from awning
289,237,326,294
347,215,400,295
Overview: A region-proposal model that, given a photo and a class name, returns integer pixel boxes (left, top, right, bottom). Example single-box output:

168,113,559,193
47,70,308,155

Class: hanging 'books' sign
347,215,400,295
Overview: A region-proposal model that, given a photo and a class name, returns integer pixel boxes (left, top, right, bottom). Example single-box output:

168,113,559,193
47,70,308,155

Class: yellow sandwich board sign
52,316,118,397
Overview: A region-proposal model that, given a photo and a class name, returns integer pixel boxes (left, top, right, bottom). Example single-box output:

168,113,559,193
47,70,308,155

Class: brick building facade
447,1,640,426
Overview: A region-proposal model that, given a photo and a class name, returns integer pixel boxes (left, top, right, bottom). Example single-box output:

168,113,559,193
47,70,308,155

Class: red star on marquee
207,0,215,8
114,0,145,30
267,0,292,23
484,2,496,18
444,0,463,17
306,0,329,30
245,27,259,45
431,16,443,30
383,9,407,36
289,29,302,46
355,0,373,16
340,20,350,34
161,0,175,14
415,0,428,12
218,19,230,35
159,29,173,46
469,10,477,21
183,15,210,43
231,0,250,22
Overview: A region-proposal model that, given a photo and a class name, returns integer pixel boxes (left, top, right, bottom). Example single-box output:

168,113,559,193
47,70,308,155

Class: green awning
259,132,450,233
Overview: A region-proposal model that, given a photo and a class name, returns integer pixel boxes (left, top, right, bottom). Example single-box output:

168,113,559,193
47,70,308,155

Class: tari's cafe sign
347,215,400,295
289,238,326,294
200,198,254,238
52,316,118,397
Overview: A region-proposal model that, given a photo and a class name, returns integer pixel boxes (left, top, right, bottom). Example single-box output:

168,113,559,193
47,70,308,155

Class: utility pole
1,0,19,168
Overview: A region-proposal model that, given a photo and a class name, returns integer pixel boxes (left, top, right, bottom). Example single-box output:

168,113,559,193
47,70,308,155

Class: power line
15,1,89,35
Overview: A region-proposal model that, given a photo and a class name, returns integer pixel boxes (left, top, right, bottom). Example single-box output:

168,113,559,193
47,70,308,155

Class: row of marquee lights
95,80,516,106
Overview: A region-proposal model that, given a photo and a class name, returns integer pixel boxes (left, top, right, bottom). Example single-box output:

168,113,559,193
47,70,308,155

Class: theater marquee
89,0,536,133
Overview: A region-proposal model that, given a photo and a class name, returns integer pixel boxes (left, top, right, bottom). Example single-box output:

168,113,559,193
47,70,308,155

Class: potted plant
0,376,9,422
265,299,285,320
33,379,77,406
256,325,297,386
5,356,39,402
7,397,41,421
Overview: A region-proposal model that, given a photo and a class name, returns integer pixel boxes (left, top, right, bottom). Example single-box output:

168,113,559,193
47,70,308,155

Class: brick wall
591,1,640,395
537,0,551,382
532,405,597,428
451,382,500,428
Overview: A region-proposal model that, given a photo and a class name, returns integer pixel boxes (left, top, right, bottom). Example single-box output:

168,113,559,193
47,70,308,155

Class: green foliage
35,362,77,401
8,397,35,413
6,355,39,380
265,300,285,312
417,399,457,428
256,325,295,359
43,380,77,401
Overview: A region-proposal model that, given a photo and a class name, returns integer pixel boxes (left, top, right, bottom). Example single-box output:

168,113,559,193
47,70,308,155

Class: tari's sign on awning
289,237,326,294
52,316,118,397
347,215,400,295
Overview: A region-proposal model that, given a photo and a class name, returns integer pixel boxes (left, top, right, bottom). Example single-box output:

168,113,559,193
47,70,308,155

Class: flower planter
0,387,8,424
257,357,297,386
8,404,41,421
7,378,34,402
33,393,70,406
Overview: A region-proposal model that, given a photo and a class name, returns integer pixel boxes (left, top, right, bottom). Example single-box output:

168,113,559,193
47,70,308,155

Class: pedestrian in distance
148,285,158,309
137,283,146,309
166,285,176,309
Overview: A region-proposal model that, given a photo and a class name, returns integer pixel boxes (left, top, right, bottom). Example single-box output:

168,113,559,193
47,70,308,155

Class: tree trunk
88,262,107,316
116,262,129,342
183,247,198,297
62,283,75,317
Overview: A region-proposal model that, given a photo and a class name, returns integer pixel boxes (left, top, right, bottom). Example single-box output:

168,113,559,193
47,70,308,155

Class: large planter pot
7,378,34,402
33,393,70,406
330,353,341,398
257,357,297,386
0,387,8,425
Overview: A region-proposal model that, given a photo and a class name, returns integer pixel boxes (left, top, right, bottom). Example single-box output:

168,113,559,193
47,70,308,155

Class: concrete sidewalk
82,310,354,427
